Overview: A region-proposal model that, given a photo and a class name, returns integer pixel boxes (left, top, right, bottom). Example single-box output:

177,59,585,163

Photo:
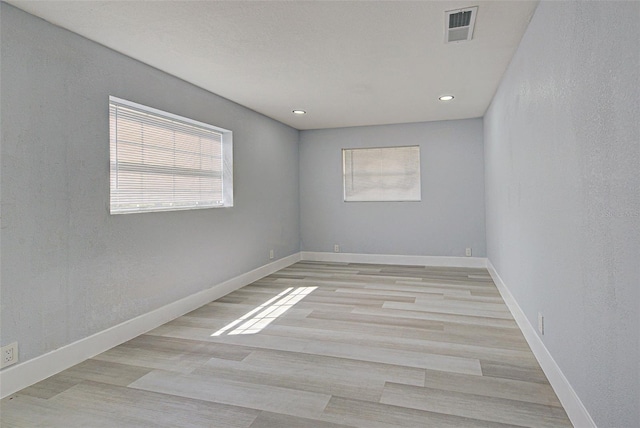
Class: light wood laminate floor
1,262,572,427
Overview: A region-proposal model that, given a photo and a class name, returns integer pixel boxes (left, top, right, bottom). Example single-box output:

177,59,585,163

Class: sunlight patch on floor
211,286,317,336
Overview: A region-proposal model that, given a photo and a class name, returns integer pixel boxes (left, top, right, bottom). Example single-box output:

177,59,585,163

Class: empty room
0,1,638,427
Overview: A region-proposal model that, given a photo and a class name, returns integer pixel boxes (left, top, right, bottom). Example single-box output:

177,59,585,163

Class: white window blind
109,96,233,214
343,145,421,202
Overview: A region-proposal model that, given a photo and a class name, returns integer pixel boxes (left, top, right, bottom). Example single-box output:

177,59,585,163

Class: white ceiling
9,1,538,130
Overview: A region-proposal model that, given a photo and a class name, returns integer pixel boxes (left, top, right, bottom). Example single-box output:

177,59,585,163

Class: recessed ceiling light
292,110,306,115
438,95,454,101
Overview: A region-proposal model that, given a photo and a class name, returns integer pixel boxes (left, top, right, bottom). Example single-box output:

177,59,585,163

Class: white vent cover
445,6,478,43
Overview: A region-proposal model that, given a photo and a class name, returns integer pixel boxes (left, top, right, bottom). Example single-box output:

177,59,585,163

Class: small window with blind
343,145,421,202
109,96,233,214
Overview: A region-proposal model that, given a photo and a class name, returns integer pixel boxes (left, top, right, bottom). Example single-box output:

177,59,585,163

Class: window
109,96,233,214
343,145,421,202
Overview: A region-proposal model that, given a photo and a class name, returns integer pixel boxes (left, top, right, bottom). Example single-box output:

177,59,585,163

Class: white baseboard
0,252,301,399
300,251,487,268
486,260,596,428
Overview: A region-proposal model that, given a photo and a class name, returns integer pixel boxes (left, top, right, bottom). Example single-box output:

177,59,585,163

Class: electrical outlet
538,312,544,335
465,248,472,257
269,249,274,260
334,244,340,253
1,342,18,368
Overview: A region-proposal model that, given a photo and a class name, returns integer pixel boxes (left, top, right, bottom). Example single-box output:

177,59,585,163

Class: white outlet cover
1,342,18,368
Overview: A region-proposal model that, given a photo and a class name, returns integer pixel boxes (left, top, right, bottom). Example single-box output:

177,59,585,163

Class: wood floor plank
383,301,516,320
480,359,551,384
421,368,563,407
16,373,81,400
250,411,356,428
129,370,332,419
91,343,213,374
18,359,152,399
351,306,519,329
3,380,260,428
332,286,442,299
306,309,445,331
321,396,526,428
238,348,426,386
125,334,256,362
380,382,572,427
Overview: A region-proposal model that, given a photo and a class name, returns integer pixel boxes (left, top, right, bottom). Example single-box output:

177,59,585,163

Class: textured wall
300,120,486,257
0,4,300,364
484,2,640,426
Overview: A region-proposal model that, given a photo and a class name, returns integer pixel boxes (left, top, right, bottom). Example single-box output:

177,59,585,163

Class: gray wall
300,120,486,257
484,2,639,427
0,4,300,364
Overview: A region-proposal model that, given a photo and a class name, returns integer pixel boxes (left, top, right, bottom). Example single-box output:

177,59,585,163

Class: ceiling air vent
445,6,478,43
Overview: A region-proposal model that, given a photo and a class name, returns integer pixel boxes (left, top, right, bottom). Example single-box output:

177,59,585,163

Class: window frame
342,145,422,202
109,96,233,215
